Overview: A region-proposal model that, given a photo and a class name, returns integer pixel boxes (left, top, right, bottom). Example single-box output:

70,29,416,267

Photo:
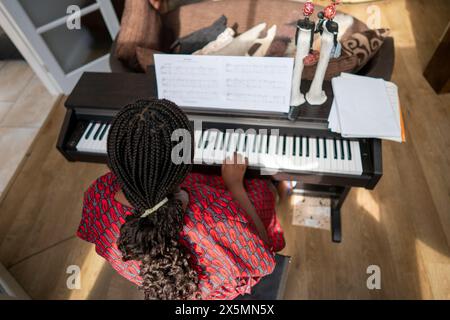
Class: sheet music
328,73,402,142
154,54,294,113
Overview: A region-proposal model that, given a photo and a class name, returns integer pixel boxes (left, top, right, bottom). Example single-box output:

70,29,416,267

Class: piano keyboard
193,129,363,176
76,121,363,176
75,121,111,153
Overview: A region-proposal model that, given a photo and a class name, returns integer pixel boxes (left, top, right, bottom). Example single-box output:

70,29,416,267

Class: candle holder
306,0,340,106
288,1,316,120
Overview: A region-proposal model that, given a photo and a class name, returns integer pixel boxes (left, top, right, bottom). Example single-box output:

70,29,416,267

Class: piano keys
74,119,363,176
57,72,383,243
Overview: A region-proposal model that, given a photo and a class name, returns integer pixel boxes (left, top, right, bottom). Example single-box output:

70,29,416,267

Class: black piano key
226,134,231,152
84,122,95,139
99,124,109,140
333,138,337,159
266,134,270,153
282,135,287,155
93,123,104,140
306,137,310,157
221,133,226,150
299,136,303,156
323,138,327,158
347,140,352,160
204,131,210,149
235,133,242,151
340,139,345,160
252,135,258,153
292,137,296,156
316,138,320,158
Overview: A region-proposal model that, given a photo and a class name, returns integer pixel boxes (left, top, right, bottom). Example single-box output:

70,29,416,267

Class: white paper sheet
154,54,294,113
329,73,402,141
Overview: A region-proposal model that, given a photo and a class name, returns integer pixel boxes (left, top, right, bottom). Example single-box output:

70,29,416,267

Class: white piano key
352,141,363,174
79,121,97,152
325,139,334,172
226,132,239,160
193,130,203,163
99,124,110,153
303,137,308,157
276,135,284,169
342,139,351,172
220,131,231,163
75,122,93,151
336,139,345,172
249,133,261,166
294,136,301,168
267,134,278,169
236,132,246,158
345,141,356,172
203,130,217,164
85,122,101,152
246,133,255,162
92,123,106,152
213,132,224,164
258,133,268,166
312,137,320,171
318,137,325,170
285,136,294,170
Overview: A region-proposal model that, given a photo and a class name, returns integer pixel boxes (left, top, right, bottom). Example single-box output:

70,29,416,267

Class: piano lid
65,68,334,123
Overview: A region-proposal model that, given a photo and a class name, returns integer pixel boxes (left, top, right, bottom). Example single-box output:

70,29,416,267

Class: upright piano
57,71,382,243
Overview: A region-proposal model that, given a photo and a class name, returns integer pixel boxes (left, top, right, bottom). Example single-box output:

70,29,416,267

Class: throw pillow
341,28,390,72
170,15,228,54
115,0,162,71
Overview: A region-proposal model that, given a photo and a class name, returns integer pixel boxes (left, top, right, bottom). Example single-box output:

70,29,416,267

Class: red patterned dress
77,172,285,299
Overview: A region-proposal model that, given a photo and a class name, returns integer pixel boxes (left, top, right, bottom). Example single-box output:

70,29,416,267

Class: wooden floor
0,60,58,201
0,0,449,299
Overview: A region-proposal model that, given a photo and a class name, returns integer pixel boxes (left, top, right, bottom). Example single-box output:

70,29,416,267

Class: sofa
110,0,395,81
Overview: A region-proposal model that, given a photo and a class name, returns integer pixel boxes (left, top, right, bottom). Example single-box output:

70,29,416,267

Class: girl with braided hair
77,99,285,300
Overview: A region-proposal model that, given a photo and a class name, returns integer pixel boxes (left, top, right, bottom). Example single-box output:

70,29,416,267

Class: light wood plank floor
0,0,449,299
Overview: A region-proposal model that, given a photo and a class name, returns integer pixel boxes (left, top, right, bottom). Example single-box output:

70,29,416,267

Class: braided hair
107,99,198,300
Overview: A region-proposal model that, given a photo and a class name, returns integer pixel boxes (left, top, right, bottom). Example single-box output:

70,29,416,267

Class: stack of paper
328,73,405,142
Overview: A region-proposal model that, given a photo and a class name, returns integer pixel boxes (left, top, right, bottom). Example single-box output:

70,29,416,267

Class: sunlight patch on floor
414,239,450,299
68,245,106,299
355,188,380,222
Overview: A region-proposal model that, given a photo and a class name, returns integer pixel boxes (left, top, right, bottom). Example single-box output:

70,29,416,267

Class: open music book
154,54,294,113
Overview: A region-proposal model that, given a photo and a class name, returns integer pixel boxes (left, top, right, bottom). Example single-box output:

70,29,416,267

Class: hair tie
140,198,168,218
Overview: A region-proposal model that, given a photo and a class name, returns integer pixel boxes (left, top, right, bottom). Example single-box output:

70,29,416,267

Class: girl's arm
222,154,270,245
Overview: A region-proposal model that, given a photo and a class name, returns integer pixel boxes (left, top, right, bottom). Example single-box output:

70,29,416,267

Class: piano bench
234,254,291,300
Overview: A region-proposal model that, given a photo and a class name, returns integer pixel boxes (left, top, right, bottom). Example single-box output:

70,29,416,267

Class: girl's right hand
221,153,247,191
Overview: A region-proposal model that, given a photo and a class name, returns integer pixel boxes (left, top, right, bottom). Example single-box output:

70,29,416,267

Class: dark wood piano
57,71,382,243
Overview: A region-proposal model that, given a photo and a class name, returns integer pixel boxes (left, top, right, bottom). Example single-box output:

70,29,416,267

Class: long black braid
107,99,198,300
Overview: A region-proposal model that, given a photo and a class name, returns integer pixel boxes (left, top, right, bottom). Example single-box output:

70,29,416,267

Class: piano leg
331,187,351,243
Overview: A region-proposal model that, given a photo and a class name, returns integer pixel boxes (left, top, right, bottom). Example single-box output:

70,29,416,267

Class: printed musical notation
154,54,294,113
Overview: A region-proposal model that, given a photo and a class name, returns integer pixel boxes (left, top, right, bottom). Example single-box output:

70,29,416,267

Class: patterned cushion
341,28,390,72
